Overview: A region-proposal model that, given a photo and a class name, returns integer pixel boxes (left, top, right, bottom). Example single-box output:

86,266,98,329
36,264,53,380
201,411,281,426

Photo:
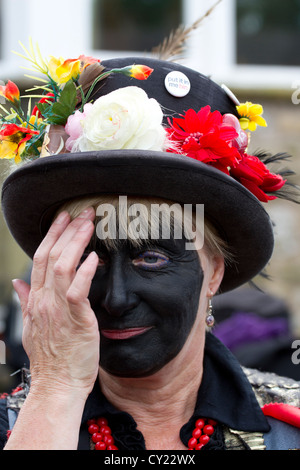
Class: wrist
5,382,89,450
29,377,93,403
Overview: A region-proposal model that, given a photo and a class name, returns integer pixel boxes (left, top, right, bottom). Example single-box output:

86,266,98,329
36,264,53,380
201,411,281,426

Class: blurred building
0,0,300,389
1,0,300,89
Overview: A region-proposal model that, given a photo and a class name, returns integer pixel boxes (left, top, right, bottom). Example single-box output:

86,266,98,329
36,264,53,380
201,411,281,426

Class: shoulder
243,367,300,450
243,366,300,407
0,398,9,450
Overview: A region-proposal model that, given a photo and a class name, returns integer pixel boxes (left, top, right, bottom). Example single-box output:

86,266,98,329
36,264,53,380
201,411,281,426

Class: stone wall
241,95,300,335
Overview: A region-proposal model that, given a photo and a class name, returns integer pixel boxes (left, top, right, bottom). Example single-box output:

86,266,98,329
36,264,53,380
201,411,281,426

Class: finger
66,251,99,316
45,207,95,272
30,211,71,290
12,279,31,319
32,208,94,291
45,216,96,292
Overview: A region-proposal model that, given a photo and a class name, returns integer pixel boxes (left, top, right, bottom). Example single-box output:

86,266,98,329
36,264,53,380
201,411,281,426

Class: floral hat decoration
0,36,299,293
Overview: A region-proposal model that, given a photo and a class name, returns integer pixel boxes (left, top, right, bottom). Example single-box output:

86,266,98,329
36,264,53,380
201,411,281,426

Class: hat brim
1,150,273,293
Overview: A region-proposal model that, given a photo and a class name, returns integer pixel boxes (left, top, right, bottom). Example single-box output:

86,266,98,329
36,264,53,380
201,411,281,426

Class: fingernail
55,211,69,224
12,279,19,291
79,207,94,219
86,251,98,264
90,251,98,260
78,219,93,231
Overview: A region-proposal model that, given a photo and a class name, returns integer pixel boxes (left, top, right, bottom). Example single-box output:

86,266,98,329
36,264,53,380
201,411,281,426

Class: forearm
5,209,100,450
4,387,87,450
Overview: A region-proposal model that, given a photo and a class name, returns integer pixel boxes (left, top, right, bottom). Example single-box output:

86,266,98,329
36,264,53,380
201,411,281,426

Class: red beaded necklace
87,416,217,450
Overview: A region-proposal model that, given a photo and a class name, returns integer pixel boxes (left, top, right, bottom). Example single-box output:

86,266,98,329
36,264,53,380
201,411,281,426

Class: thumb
12,279,31,318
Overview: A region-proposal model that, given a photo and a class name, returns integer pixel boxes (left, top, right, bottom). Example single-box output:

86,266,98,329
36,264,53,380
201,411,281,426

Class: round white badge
164,71,191,98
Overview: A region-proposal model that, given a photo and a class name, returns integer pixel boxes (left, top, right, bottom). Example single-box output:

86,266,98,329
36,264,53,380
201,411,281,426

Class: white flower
67,86,166,153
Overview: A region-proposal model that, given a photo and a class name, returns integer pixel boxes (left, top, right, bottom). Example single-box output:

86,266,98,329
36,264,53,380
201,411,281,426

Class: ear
208,255,225,295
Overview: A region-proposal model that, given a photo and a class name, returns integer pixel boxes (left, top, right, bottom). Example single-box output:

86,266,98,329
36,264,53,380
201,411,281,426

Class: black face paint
87,237,204,378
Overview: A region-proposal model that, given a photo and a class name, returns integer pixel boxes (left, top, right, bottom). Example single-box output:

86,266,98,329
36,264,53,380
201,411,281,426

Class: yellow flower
28,115,44,127
0,138,26,164
127,65,153,80
0,124,39,164
236,102,267,131
48,56,81,85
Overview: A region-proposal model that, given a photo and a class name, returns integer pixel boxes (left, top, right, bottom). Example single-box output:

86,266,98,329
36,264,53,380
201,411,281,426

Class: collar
79,332,269,449
181,332,270,435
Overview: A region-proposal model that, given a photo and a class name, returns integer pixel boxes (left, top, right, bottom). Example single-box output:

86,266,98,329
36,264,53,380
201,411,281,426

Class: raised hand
13,207,100,398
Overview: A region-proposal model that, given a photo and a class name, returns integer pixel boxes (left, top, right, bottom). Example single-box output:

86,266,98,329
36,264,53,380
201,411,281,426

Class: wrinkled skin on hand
13,207,100,398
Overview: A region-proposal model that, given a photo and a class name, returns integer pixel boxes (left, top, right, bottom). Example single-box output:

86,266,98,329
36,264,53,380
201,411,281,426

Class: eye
94,251,109,268
132,251,169,269
97,256,107,267
79,252,108,268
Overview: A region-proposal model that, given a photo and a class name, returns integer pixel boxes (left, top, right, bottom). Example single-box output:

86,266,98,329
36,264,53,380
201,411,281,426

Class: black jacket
1,333,299,450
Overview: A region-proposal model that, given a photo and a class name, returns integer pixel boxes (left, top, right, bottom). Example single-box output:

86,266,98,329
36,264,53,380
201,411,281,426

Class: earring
205,294,215,328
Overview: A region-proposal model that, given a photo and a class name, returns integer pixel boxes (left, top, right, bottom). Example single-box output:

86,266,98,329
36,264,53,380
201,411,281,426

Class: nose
102,257,139,317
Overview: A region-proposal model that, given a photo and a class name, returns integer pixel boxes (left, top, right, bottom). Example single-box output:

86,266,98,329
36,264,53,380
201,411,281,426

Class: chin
100,357,166,378
99,348,178,379
99,330,187,378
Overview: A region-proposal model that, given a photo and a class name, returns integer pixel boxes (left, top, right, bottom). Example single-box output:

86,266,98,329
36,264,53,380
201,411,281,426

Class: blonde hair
58,195,232,263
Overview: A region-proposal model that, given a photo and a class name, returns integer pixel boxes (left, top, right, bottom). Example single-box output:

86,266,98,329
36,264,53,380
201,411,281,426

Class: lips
101,326,153,340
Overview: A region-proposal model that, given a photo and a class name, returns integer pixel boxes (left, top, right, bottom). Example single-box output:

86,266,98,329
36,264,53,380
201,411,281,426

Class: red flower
0,123,39,163
166,105,285,202
129,65,153,80
31,92,55,118
0,80,20,103
230,153,286,202
120,64,154,80
166,106,242,174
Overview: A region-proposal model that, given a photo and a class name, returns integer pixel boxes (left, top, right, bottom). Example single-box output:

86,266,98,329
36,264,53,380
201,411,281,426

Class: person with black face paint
0,51,300,451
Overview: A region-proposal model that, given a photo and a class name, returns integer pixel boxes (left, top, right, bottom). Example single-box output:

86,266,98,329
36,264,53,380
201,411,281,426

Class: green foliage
37,80,77,125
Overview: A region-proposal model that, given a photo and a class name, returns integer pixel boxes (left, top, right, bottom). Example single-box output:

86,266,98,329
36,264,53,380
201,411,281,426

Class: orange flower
0,80,20,104
114,64,154,81
128,64,153,80
78,55,101,71
0,124,39,163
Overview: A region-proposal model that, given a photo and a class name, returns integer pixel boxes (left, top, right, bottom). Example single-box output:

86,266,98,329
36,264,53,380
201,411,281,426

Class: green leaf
4,112,18,120
37,80,77,126
60,80,77,106
36,101,52,118
48,80,77,125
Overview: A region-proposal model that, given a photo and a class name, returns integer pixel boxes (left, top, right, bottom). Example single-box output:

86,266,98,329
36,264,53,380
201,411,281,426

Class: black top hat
1,56,292,293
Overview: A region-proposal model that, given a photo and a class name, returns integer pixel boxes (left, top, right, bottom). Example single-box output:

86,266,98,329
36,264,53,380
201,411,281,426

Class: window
237,0,300,66
93,0,183,52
